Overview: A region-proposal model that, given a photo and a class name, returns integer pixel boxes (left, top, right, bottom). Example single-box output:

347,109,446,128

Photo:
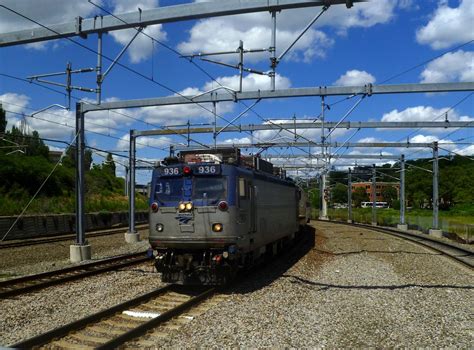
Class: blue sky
0,0,473,183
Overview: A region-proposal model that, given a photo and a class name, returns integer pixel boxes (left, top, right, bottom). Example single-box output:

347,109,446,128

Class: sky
0,0,473,183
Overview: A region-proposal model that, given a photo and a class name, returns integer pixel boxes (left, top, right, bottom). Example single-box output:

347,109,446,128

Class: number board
160,167,181,176
194,164,221,175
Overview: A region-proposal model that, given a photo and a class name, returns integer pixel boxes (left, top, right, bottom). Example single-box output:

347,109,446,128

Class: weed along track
13,285,216,349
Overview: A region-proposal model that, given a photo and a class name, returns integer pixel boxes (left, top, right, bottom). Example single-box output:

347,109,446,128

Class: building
351,181,400,202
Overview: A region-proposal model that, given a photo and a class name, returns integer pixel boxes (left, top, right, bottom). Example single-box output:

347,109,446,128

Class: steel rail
0,223,148,249
318,220,473,268
12,285,215,349
0,252,150,298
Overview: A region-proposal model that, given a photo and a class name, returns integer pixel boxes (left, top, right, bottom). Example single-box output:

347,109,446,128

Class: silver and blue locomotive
148,148,300,285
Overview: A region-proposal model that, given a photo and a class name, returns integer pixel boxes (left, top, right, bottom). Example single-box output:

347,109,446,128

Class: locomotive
148,148,301,285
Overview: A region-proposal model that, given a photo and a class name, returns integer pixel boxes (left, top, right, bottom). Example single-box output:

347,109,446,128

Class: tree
331,183,347,204
62,146,93,171
381,186,398,206
0,105,6,133
353,187,369,207
103,153,116,177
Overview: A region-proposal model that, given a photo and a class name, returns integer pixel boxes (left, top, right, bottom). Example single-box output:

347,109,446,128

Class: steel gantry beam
263,154,401,160
0,0,362,47
133,121,474,137
175,141,466,150
81,82,474,112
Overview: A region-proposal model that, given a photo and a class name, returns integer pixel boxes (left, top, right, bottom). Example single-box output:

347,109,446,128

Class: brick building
351,181,400,202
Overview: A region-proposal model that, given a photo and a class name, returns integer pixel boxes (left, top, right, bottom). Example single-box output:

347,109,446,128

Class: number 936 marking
163,167,179,175
198,165,216,174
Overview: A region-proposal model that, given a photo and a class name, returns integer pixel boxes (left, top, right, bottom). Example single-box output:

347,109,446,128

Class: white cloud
116,132,173,151
381,106,473,124
140,72,292,125
203,73,291,91
0,0,101,50
110,0,167,63
334,70,376,86
178,0,398,64
455,144,474,155
416,0,474,49
420,50,474,83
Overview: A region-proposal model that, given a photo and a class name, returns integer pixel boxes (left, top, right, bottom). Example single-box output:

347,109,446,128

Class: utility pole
371,164,377,226
429,141,442,237
397,154,408,230
320,96,328,220
70,103,91,262
347,168,352,223
126,130,140,243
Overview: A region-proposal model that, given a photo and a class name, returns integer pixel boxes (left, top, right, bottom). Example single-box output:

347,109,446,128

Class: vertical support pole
320,96,328,220
187,120,190,146
430,142,442,237
96,32,103,104
124,165,129,196
270,11,277,91
213,101,217,149
371,164,377,226
126,130,140,242
66,62,72,110
397,154,407,230
348,168,352,223
238,40,244,92
70,102,91,262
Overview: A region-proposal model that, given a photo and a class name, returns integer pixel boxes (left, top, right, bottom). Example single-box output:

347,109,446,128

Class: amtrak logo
175,213,193,224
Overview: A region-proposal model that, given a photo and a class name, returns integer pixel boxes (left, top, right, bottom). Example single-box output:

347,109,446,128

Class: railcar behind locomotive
148,148,300,285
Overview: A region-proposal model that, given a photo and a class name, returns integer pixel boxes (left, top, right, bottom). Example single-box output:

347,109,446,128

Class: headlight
212,223,223,232
185,202,193,211
178,203,186,211
156,223,164,232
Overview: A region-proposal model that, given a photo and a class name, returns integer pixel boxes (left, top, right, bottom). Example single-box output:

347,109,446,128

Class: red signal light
151,202,159,212
218,201,228,211
183,166,192,175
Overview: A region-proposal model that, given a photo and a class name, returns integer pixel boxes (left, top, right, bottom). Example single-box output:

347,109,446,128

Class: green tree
103,153,116,177
62,146,93,171
331,183,347,204
0,105,6,133
381,186,398,206
353,187,369,207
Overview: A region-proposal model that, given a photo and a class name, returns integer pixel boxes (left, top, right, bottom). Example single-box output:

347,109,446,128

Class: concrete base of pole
70,244,91,263
397,224,408,231
347,219,353,224
371,222,377,226
429,229,443,238
319,216,329,221
125,232,140,243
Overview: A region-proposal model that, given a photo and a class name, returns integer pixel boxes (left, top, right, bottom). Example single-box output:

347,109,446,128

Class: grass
0,193,148,216
312,206,474,242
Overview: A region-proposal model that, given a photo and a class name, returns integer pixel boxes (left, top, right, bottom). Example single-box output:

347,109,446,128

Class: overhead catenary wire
0,4,272,150
0,72,212,150
1,108,168,152
86,0,273,148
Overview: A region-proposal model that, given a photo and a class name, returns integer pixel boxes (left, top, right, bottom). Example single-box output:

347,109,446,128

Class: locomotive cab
148,148,299,285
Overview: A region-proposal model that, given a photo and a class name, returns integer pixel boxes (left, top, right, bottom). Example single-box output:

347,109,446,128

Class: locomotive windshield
154,178,183,202
193,177,226,201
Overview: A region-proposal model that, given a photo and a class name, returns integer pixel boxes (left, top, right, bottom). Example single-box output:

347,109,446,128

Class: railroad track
319,220,473,268
0,252,150,298
0,223,149,249
12,284,216,349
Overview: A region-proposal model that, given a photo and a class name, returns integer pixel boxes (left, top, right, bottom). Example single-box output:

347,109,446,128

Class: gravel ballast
156,221,473,348
1,222,472,347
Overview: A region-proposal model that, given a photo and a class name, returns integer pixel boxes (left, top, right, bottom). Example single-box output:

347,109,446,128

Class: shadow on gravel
230,226,316,295
281,275,474,291
312,248,442,256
